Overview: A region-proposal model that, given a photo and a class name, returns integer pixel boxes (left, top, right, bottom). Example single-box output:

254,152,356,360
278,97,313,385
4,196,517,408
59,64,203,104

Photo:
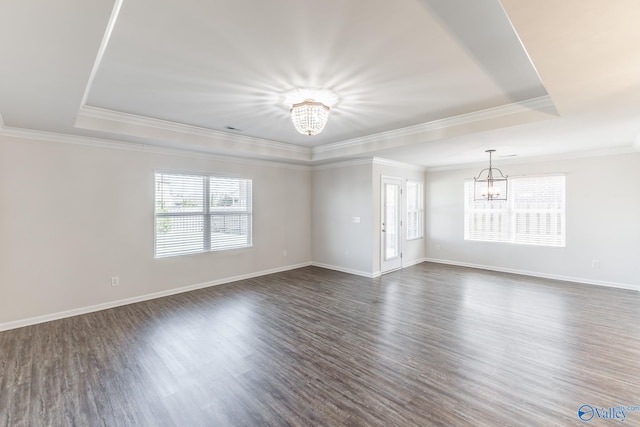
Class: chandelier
474,149,508,201
283,88,339,136
291,99,330,136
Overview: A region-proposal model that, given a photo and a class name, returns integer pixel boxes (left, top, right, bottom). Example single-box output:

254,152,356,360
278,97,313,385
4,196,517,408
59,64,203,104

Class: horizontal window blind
155,172,252,258
464,175,565,247
406,181,424,240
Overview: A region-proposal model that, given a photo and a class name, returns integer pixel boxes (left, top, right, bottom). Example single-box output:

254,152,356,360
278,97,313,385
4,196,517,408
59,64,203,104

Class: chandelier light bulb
482,182,501,199
474,149,508,201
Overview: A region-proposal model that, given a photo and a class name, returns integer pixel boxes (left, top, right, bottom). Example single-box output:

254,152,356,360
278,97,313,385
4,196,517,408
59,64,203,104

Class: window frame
154,171,253,258
464,174,566,247
406,180,424,240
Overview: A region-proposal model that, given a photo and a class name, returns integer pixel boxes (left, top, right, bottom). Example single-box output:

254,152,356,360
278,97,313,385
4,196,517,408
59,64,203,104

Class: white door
381,177,402,273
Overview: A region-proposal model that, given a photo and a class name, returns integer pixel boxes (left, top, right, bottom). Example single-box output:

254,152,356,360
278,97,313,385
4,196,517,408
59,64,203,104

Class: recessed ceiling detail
1,0,640,167
79,0,553,148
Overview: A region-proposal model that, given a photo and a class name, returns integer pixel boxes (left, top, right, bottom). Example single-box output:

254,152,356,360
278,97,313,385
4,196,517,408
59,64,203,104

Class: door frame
380,176,403,274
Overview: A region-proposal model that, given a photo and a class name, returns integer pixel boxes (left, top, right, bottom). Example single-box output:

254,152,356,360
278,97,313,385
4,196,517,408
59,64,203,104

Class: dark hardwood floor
1,263,640,426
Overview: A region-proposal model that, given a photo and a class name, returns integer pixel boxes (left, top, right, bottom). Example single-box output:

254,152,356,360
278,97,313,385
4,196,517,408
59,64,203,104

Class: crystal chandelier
290,99,330,136
283,88,339,136
474,149,508,201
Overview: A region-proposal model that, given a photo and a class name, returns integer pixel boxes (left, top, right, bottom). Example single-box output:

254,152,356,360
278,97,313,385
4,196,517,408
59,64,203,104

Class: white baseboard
403,257,427,268
9,257,630,332
424,258,640,292
376,257,427,277
312,257,427,279
0,262,312,332
311,262,378,278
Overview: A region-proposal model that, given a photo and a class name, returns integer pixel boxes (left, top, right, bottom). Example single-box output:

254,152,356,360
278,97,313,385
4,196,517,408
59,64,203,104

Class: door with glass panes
381,177,402,273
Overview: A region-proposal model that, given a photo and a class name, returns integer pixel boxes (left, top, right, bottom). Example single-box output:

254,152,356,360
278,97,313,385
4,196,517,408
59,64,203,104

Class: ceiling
1,0,639,168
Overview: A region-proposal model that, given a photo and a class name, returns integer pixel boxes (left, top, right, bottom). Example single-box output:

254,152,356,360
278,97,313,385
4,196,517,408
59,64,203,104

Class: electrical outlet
591,260,600,269
111,276,120,286
283,250,287,257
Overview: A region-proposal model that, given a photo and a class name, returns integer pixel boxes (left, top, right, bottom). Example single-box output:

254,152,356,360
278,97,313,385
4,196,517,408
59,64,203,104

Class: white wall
425,152,640,289
311,161,374,276
311,159,427,277
16,129,631,327
0,135,311,327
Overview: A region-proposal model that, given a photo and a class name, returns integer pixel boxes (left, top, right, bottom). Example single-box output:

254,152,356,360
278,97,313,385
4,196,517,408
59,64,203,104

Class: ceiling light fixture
474,149,508,201
282,88,339,136
291,99,330,136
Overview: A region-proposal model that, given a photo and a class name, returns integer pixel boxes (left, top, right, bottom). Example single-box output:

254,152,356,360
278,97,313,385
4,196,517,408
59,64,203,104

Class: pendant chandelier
474,149,508,201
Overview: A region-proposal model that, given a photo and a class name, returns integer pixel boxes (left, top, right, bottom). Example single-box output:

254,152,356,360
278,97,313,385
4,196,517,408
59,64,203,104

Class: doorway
381,176,402,273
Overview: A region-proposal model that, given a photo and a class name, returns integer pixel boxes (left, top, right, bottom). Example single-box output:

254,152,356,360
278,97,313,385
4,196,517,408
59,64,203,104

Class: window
406,180,424,240
155,172,252,258
464,175,565,247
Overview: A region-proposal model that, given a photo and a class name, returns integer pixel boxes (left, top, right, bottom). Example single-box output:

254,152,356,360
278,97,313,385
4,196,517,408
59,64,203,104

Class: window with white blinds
406,180,424,240
464,175,565,247
155,172,252,258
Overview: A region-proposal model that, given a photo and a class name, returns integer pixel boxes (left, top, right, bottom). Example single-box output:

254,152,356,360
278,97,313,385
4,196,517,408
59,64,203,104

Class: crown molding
426,145,639,172
0,124,310,171
311,156,427,171
140,144,311,171
311,158,374,171
1,124,147,152
312,95,556,160
75,105,312,161
372,157,427,171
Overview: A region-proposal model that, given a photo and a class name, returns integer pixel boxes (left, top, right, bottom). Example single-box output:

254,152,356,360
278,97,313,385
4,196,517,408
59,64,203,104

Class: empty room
1,0,640,425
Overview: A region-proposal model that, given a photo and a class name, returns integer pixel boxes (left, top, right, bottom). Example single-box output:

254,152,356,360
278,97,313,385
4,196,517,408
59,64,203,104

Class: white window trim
154,171,253,258
464,174,566,247
406,180,424,241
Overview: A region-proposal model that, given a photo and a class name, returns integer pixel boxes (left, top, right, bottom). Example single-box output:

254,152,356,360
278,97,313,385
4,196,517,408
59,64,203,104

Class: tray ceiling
1,0,639,167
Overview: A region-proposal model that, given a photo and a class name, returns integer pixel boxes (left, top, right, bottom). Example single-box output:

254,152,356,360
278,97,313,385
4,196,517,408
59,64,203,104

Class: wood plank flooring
1,263,640,426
